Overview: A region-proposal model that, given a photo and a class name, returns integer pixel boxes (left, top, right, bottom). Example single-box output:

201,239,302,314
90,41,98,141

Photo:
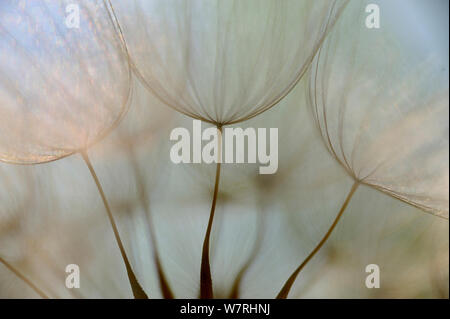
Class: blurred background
0,0,448,298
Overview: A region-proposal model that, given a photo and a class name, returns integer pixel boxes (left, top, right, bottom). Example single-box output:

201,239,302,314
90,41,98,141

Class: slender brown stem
127,143,174,298
81,150,148,299
200,125,222,299
0,256,49,298
276,181,359,299
228,232,261,299
228,204,265,299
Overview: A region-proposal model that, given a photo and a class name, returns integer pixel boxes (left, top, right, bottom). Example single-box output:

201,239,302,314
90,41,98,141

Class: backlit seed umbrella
111,0,347,126
277,1,449,298
110,0,348,298
0,0,147,298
